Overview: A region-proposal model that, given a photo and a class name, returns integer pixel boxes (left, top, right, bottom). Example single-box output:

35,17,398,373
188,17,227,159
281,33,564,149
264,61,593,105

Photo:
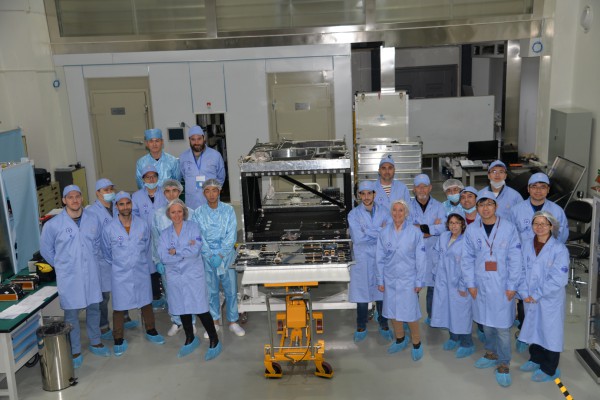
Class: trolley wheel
315,361,333,378
265,362,282,378
239,312,248,324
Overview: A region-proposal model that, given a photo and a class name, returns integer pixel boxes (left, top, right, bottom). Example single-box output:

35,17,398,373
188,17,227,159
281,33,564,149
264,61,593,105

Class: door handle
118,139,144,145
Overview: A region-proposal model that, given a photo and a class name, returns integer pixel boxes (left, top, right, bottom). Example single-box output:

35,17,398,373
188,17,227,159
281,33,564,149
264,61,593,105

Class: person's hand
506,290,516,301
423,233,431,238
168,248,176,256
524,296,536,303
414,287,422,293
468,287,478,299
434,218,441,225
156,263,165,275
209,254,222,268
378,285,385,292
458,290,467,297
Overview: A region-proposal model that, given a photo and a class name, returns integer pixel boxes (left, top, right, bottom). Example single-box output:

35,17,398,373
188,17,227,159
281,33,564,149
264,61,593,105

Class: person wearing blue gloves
158,199,221,360
179,125,226,209
483,160,523,219
409,174,446,325
376,200,427,361
442,178,464,216
151,179,197,337
135,128,181,189
431,210,475,359
192,179,245,338
462,190,522,387
348,181,392,342
517,211,569,382
101,192,165,356
40,185,110,368
132,164,168,308
373,155,410,210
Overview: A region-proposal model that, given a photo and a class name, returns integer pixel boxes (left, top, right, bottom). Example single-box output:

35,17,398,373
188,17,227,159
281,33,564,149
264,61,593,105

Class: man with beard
179,125,225,209
135,128,180,189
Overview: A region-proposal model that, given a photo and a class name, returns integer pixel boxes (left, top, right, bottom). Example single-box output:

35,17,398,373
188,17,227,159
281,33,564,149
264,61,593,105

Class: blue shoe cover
113,340,128,357
443,339,458,351
152,298,165,309
205,341,222,361
474,355,497,369
513,319,521,328
89,344,111,357
124,320,139,329
411,346,424,361
100,329,113,340
477,329,486,343
531,368,560,382
495,371,512,387
519,360,540,372
177,337,199,358
456,346,475,358
424,317,431,326
72,354,83,369
387,338,408,354
354,330,367,343
145,332,165,345
516,340,528,353
379,327,393,341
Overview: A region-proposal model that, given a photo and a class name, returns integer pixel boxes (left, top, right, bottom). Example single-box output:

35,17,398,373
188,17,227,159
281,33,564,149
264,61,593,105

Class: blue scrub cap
144,128,162,140
488,160,507,171
413,174,431,186
203,179,222,190
141,164,158,178
188,125,205,137
448,208,466,221
461,186,478,196
528,172,550,186
95,178,114,191
379,155,395,168
358,181,374,192
62,184,81,197
115,191,131,202
476,189,496,203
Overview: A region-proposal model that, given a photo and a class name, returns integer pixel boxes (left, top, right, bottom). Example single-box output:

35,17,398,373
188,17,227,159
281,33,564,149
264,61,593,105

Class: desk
0,282,59,400
461,163,546,187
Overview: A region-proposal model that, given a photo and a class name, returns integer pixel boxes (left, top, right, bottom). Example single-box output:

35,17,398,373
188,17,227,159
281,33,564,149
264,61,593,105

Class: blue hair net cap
358,181,374,192
461,186,478,196
141,164,158,177
144,128,162,140
379,155,395,167
413,174,431,186
476,189,496,203
115,191,131,202
528,172,550,186
62,184,81,197
488,160,507,171
448,208,466,220
95,178,114,191
188,125,205,137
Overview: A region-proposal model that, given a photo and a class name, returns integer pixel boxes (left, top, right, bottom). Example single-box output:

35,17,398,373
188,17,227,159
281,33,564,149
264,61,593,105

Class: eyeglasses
477,201,496,208
489,170,506,176
143,174,158,181
532,222,551,228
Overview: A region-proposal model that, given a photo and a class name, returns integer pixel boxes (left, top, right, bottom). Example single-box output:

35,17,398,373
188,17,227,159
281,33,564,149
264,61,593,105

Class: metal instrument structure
236,139,353,379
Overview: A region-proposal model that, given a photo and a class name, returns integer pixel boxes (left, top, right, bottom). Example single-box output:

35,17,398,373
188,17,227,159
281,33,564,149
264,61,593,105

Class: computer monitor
547,156,586,208
468,140,498,161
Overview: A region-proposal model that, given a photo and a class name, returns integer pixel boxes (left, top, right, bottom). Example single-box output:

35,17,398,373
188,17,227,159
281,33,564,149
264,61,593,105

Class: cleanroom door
90,90,150,192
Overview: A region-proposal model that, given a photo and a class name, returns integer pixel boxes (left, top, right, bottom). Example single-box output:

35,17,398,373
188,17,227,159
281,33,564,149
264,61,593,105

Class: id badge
196,175,206,189
485,261,498,272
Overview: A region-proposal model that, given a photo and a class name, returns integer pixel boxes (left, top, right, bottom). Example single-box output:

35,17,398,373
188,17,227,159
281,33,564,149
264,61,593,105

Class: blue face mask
447,193,460,203
145,182,159,190
464,206,476,213
103,192,116,202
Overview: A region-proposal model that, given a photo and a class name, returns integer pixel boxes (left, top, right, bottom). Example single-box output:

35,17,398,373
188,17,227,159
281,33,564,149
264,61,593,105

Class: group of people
348,156,570,388
40,125,242,368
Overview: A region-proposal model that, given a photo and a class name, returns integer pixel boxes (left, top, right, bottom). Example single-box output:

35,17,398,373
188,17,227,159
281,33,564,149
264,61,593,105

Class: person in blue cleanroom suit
40,185,110,368
373,154,410,210
431,210,475,359
101,192,165,356
133,164,168,307
348,180,392,342
408,174,446,325
179,125,226,209
461,190,522,387
442,178,465,216
135,128,181,189
482,160,523,219
158,199,221,360
376,200,427,361
151,179,196,337
192,179,245,338
517,211,569,382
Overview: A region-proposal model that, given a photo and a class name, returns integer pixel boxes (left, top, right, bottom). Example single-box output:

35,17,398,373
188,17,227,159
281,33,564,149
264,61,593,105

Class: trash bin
36,322,77,391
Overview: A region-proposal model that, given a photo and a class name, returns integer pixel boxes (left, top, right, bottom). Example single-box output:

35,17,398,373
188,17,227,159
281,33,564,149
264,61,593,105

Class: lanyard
194,151,204,171
481,217,500,256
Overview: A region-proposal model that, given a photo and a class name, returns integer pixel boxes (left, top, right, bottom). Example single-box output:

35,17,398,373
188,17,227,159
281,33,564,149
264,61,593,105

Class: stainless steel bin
36,322,77,391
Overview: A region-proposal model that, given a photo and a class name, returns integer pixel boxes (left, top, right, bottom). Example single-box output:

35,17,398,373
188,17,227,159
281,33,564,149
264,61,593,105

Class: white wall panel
190,62,226,113
333,55,353,146
83,65,150,78
266,57,333,73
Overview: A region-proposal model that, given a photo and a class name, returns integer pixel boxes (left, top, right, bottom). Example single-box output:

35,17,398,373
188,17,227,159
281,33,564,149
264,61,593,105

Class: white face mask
490,180,505,190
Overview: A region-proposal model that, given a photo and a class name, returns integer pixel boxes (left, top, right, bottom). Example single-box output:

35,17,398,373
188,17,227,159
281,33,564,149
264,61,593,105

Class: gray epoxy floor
11,284,599,400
